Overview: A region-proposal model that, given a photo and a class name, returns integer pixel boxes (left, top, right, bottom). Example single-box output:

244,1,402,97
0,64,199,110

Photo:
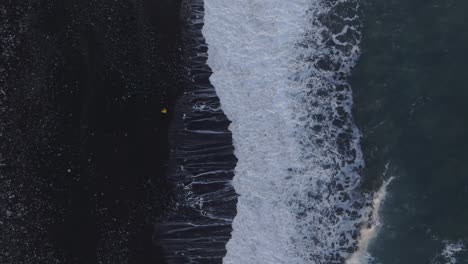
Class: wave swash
203,0,384,263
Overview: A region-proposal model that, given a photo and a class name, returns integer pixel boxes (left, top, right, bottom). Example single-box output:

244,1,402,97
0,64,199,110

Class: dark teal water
352,0,468,263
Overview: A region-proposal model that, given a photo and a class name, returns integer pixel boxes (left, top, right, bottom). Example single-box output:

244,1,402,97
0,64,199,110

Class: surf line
347,176,395,264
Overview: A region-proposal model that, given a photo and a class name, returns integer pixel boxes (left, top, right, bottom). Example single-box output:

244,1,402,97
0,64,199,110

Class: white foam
203,0,369,263
439,241,465,264
346,177,395,264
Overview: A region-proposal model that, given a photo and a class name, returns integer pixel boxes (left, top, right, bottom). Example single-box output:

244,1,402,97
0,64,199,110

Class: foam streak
204,0,370,263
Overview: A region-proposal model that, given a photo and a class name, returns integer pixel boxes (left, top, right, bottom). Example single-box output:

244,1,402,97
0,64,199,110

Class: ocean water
351,0,468,263
162,0,468,263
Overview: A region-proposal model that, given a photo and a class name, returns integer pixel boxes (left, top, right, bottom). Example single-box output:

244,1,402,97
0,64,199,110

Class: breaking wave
347,175,394,264
203,0,375,263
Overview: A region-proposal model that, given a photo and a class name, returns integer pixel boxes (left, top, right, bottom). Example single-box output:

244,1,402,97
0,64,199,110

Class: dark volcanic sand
0,1,182,263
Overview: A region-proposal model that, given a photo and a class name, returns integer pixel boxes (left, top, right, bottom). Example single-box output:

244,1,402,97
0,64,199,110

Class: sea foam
346,176,394,264
203,0,370,263
438,241,465,264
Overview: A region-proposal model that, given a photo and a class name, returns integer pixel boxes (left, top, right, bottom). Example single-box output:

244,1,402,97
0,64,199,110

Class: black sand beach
1,0,182,263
